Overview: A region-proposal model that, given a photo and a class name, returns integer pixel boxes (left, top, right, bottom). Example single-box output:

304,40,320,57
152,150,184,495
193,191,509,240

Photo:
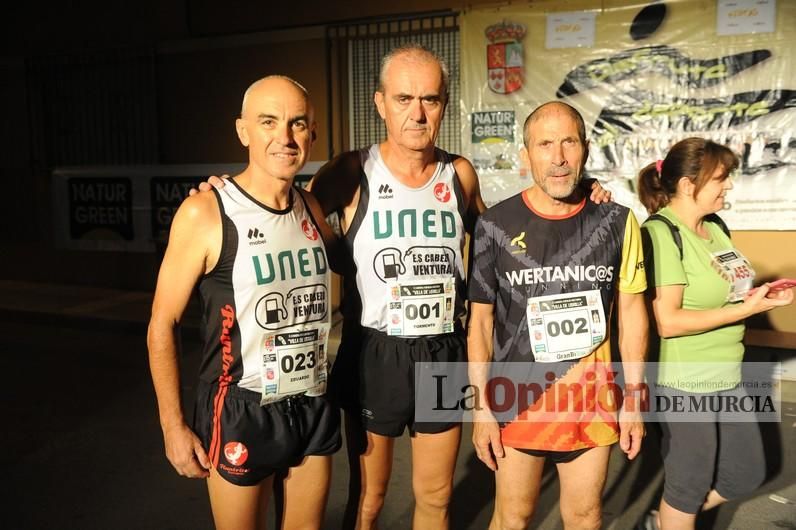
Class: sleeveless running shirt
198,181,331,404
344,145,467,336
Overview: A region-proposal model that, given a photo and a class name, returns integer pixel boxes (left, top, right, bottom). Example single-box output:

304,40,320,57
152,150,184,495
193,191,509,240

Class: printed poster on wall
460,0,796,230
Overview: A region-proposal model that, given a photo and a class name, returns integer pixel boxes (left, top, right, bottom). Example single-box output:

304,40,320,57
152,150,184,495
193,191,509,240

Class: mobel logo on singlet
373,209,457,240
252,248,327,285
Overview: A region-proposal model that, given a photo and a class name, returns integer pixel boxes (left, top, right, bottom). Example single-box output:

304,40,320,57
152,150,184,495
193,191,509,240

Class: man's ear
582,140,589,167
236,118,249,147
520,146,530,169
374,91,386,120
311,121,317,143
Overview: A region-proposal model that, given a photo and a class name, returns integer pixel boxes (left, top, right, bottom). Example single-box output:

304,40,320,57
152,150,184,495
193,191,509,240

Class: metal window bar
27,48,159,169
327,12,460,155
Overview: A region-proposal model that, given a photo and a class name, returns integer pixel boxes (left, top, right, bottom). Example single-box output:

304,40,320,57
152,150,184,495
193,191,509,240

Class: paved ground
1,279,794,529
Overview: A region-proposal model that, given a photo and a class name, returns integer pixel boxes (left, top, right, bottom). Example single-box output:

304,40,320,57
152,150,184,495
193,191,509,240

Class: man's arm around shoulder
308,150,362,217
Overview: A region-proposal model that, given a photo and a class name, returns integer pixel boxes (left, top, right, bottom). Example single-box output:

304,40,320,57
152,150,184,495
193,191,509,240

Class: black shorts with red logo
192,380,341,486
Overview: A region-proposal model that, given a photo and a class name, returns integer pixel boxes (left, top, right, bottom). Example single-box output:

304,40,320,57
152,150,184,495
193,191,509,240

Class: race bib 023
526,290,606,363
260,324,329,405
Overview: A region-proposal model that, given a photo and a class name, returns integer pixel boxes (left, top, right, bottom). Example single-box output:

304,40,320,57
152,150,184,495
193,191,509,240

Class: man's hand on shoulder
586,179,612,204
188,174,230,196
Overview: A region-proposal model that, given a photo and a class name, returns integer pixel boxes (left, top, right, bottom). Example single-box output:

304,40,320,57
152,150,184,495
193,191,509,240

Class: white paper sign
545,11,597,49
717,0,776,35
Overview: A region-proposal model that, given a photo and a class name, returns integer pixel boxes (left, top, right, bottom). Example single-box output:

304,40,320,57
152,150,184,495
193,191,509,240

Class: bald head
523,101,586,147
378,44,449,102
241,75,311,118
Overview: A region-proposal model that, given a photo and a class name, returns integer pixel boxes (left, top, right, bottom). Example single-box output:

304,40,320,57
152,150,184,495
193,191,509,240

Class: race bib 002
526,290,606,363
260,324,329,405
387,277,455,336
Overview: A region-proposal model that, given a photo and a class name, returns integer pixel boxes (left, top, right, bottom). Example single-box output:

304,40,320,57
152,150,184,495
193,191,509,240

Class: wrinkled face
236,78,315,182
694,164,733,214
521,108,588,200
374,55,446,152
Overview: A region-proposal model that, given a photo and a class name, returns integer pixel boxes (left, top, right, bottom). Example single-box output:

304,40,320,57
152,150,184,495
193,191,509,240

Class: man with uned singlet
467,101,649,530
147,76,341,530
310,44,483,530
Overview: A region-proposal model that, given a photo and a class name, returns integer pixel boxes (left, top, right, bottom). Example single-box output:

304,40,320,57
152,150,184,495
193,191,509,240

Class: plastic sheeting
460,0,796,229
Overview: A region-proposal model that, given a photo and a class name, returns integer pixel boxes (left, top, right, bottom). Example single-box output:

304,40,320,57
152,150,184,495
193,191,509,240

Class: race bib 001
709,249,755,302
387,277,455,336
526,290,606,363
260,324,329,405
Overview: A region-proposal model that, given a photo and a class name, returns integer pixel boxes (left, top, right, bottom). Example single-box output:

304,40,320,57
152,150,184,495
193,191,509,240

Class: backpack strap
704,213,731,239
648,212,732,261
647,213,683,260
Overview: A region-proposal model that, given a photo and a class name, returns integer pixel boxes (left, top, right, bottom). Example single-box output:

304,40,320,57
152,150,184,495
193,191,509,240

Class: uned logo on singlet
373,209,457,239
224,441,249,466
434,182,451,203
252,248,328,285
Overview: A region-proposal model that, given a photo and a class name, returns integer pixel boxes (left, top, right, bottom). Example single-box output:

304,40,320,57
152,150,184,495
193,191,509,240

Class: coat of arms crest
486,21,527,95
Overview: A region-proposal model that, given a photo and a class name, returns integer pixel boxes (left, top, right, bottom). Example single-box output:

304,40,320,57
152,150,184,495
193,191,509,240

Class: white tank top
200,181,331,403
345,145,467,335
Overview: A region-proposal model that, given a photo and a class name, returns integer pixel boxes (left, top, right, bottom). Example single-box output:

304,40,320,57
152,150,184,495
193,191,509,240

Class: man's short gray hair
378,43,449,101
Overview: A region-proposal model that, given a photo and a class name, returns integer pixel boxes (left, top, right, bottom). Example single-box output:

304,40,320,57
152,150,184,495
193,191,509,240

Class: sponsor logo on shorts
224,441,249,466
434,182,451,203
361,408,374,419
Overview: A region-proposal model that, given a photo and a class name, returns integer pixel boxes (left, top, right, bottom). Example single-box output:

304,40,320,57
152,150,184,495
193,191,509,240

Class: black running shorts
514,447,592,464
331,321,466,437
193,380,341,486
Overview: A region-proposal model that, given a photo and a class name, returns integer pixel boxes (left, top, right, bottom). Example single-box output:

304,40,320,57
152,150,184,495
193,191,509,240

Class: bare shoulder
174,189,219,228
450,154,486,217
451,155,479,186
165,190,221,254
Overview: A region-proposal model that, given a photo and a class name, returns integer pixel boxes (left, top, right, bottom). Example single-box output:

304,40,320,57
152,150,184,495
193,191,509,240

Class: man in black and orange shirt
467,101,648,530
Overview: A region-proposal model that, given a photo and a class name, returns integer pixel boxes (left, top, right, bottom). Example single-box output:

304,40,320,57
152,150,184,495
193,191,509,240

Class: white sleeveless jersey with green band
197,180,331,401
343,145,468,336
